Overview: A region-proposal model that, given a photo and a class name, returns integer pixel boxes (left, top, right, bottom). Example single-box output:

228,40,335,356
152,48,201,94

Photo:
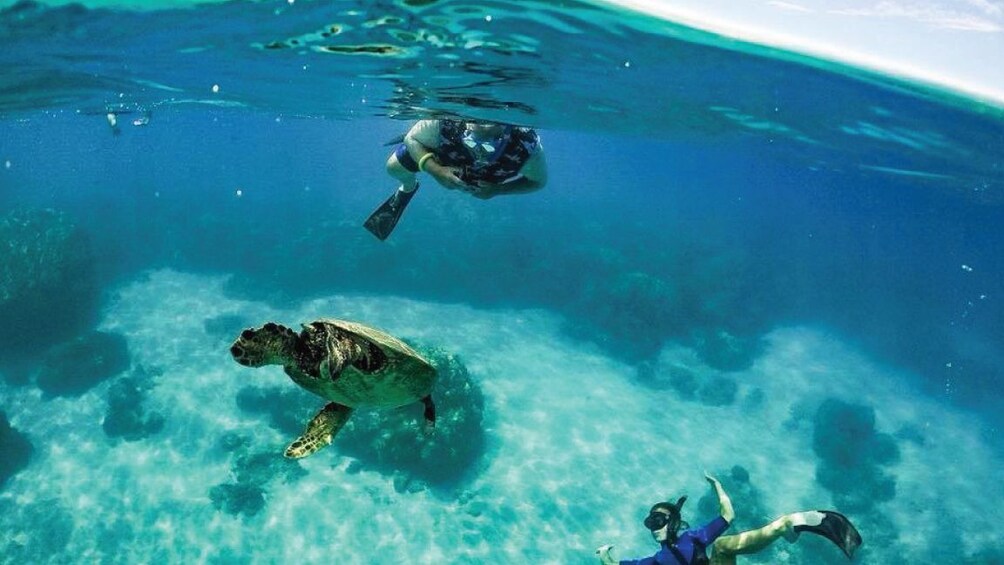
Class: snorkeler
597,473,862,565
363,119,548,240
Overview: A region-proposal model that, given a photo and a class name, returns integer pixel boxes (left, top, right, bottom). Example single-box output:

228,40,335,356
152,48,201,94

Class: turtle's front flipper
420,395,436,434
285,402,354,459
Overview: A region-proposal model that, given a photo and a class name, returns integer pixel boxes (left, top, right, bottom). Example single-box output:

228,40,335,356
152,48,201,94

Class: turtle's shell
286,319,436,409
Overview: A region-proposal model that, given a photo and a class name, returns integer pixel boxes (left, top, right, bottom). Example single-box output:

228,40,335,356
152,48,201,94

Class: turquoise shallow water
1,1,1003,563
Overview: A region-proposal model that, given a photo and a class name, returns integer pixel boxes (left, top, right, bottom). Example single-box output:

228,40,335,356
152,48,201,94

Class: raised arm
596,544,618,565
705,473,735,523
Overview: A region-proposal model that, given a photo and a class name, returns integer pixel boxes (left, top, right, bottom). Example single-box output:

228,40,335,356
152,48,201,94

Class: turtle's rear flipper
793,511,862,559
363,185,418,241
420,395,436,434
284,402,354,459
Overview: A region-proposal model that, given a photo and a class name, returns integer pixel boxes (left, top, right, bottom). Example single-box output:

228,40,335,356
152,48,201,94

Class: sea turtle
229,319,437,459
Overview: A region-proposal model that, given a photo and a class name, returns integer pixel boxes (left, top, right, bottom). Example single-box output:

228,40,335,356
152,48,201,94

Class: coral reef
0,410,33,489
209,432,306,518
208,482,266,518
812,398,900,513
35,330,130,397
103,369,165,442
337,345,486,491
690,329,763,372
0,208,98,361
636,358,738,407
575,271,681,357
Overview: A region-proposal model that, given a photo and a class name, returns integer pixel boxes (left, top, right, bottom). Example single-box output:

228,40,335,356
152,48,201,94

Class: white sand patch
1,269,1000,563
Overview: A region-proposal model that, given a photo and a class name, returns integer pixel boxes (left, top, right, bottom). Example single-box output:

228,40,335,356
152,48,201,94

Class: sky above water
598,0,1004,106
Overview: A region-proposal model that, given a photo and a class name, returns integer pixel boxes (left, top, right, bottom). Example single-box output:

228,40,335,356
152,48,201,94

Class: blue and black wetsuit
620,517,730,565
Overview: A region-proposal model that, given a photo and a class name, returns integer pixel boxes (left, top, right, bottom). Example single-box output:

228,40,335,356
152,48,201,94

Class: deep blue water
1,0,1003,563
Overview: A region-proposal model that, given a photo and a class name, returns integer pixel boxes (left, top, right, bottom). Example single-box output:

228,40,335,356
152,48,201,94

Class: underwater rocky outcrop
102,369,165,442
573,270,683,359
338,346,486,491
209,432,307,519
0,208,98,362
690,329,763,373
812,398,900,513
0,410,33,489
209,482,266,518
233,344,486,492
35,330,130,397
636,355,738,407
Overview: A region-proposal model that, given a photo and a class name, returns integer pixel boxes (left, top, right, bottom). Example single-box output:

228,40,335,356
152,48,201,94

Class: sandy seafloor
1,269,1001,563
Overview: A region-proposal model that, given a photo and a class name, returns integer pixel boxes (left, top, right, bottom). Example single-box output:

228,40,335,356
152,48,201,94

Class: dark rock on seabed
0,410,34,489
0,208,99,364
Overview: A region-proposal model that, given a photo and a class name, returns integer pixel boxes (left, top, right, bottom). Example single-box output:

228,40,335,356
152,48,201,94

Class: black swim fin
794,510,862,559
363,184,418,241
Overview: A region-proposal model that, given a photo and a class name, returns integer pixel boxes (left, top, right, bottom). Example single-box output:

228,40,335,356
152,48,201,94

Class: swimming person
363,119,548,240
596,473,862,565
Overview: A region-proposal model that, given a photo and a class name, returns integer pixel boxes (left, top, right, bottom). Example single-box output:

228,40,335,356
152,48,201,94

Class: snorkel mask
644,496,689,532
461,124,504,166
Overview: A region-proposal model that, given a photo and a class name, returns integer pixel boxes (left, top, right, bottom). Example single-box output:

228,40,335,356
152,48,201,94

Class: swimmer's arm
403,120,441,162
516,149,548,189
597,544,655,565
471,151,548,198
706,473,736,524
403,120,469,189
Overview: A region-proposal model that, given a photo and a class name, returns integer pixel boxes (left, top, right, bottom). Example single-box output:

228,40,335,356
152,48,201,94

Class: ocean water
1,1,1002,563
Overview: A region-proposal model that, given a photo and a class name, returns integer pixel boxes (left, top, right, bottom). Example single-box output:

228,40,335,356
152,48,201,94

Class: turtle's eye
241,329,255,340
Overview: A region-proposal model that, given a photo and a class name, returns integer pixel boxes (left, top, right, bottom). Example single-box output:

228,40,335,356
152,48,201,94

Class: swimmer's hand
426,162,468,191
596,544,617,565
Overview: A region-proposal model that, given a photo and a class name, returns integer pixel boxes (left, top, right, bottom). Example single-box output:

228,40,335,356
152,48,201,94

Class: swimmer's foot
789,510,862,559
364,182,418,240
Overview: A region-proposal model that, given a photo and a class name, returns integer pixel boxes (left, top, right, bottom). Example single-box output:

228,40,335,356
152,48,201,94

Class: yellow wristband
418,153,436,172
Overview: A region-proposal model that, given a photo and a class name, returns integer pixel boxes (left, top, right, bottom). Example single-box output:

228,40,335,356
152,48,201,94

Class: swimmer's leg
709,511,861,564
386,145,419,192
709,515,790,565
365,146,420,240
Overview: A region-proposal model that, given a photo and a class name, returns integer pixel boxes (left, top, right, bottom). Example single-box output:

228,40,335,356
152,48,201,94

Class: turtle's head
230,322,298,368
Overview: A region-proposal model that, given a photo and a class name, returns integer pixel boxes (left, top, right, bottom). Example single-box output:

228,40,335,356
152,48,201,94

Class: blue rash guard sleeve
693,516,730,546
618,517,731,565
